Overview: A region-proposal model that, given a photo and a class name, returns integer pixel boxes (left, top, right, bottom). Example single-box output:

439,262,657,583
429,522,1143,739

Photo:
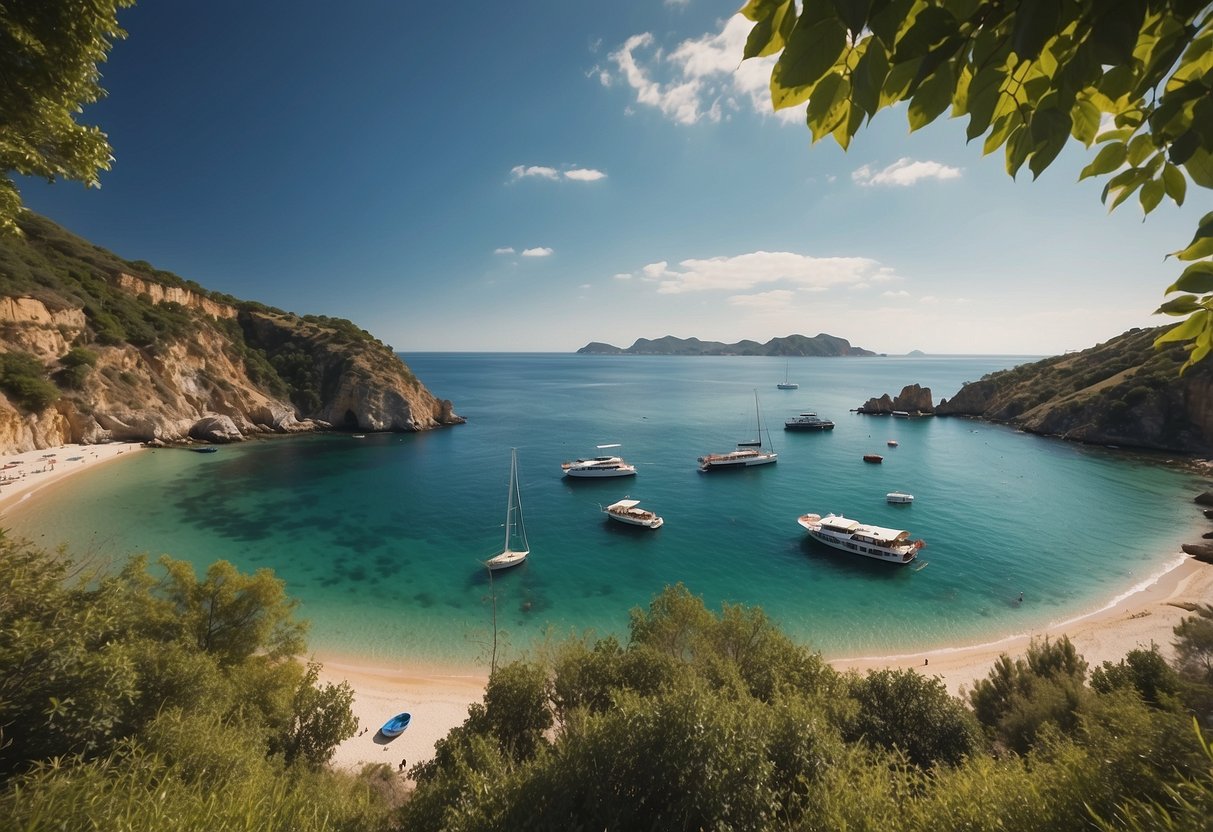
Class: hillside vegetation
937,327,1213,453
0,214,460,451
5,548,1213,831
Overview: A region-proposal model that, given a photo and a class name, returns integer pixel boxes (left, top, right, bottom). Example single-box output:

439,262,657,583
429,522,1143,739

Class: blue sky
19,1,1202,355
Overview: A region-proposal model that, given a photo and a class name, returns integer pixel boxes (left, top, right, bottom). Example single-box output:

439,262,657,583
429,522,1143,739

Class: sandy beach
0,441,145,515
4,442,1210,774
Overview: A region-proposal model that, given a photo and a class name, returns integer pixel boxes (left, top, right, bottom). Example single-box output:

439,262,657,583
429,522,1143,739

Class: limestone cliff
0,214,461,452
933,328,1211,453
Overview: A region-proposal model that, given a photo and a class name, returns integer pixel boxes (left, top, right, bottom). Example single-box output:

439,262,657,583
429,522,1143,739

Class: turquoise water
8,353,1202,667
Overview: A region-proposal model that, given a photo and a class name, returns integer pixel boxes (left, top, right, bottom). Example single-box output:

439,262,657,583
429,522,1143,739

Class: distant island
577,333,876,357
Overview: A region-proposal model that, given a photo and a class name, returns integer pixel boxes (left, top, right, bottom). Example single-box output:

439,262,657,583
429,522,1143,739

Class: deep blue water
9,353,1202,667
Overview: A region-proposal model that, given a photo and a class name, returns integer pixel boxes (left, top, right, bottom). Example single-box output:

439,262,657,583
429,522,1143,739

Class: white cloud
645,251,893,295
605,15,802,125
882,289,911,298
510,165,560,181
521,247,554,257
511,164,607,182
852,158,962,187
613,273,633,280
493,246,515,255
564,168,607,181
579,283,592,289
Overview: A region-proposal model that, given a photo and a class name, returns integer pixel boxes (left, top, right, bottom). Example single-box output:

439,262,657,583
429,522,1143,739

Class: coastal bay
4,353,1209,767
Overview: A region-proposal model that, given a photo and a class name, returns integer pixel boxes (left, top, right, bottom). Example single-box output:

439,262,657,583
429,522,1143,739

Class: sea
8,353,1203,668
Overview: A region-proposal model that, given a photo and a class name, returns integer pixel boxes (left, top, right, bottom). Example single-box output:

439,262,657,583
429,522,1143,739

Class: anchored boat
797,513,924,565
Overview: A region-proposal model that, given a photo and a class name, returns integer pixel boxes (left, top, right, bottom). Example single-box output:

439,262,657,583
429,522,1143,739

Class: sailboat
776,360,799,389
698,391,778,471
485,448,529,571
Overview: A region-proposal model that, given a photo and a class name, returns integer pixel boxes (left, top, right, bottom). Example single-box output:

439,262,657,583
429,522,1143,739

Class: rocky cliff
857,384,935,415
577,333,876,356
932,328,1211,453
0,214,462,452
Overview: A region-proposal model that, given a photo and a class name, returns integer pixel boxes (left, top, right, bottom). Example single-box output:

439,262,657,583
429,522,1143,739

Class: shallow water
10,353,1202,666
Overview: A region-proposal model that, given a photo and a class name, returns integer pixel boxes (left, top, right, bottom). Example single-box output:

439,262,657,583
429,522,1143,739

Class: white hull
562,453,637,478
776,383,798,389
698,450,777,471
797,513,921,565
564,466,636,478
604,499,664,529
486,548,528,570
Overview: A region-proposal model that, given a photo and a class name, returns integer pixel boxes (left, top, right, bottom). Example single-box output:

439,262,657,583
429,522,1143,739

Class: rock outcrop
0,213,462,453
858,384,934,415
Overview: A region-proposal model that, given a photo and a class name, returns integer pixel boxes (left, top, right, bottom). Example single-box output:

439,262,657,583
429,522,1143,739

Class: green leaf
868,0,914,44
1171,211,1213,261
1069,99,1100,145
983,111,1022,156
1153,310,1207,346
908,64,955,131
1028,109,1070,179
1010,0,1061,61
1182,146,1213,190
831,0,871,38
894,6,960,60
1091,0,1147,65
1079,141,1126,180
1095,127,1133,144
1139,178,1165,214
965,63,1007,141
1167,262,1213,295
739,0,784,22
1005,124,1032,177
1125,133,1155,166
744,0,794,59
806,71,852,142
851,37,890,116
880,59,919,107
1154,296,1201,317
773,16,848,91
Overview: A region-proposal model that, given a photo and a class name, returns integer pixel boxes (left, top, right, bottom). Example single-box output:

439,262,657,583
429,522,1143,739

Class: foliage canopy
0,0,134,235
741,0,1213,369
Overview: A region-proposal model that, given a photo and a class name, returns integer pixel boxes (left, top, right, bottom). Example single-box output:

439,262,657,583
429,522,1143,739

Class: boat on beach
562,444,637,478
485,449,529,571
602,498,663,529
380,712,411,737
797,513,924,564
784,412,834,431
699,391,777,471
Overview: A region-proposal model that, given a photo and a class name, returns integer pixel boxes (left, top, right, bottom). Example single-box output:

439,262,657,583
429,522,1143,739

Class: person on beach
398,758,407,772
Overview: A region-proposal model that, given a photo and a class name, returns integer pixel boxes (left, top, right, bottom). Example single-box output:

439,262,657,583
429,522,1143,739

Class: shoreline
3,440,1209,772
0,441,145,515
319,545,1213,773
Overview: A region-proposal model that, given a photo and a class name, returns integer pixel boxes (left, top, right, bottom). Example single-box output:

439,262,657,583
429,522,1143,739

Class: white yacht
797,513,923,564
886,491,914,504
602,499,663,529
562,444,637,478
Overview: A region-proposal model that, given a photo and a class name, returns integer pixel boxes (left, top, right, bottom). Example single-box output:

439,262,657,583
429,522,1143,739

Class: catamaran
699,391,777,471
485,448,529,571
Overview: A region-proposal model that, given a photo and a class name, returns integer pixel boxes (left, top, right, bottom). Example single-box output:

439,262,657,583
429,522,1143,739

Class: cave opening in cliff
342,409,359,430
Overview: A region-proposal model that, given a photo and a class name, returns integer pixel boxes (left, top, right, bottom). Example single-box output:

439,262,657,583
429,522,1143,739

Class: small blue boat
380,712,411,737
191,446,219,454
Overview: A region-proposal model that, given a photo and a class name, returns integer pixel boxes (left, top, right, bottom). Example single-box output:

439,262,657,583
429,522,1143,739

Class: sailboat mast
504,448,516,551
